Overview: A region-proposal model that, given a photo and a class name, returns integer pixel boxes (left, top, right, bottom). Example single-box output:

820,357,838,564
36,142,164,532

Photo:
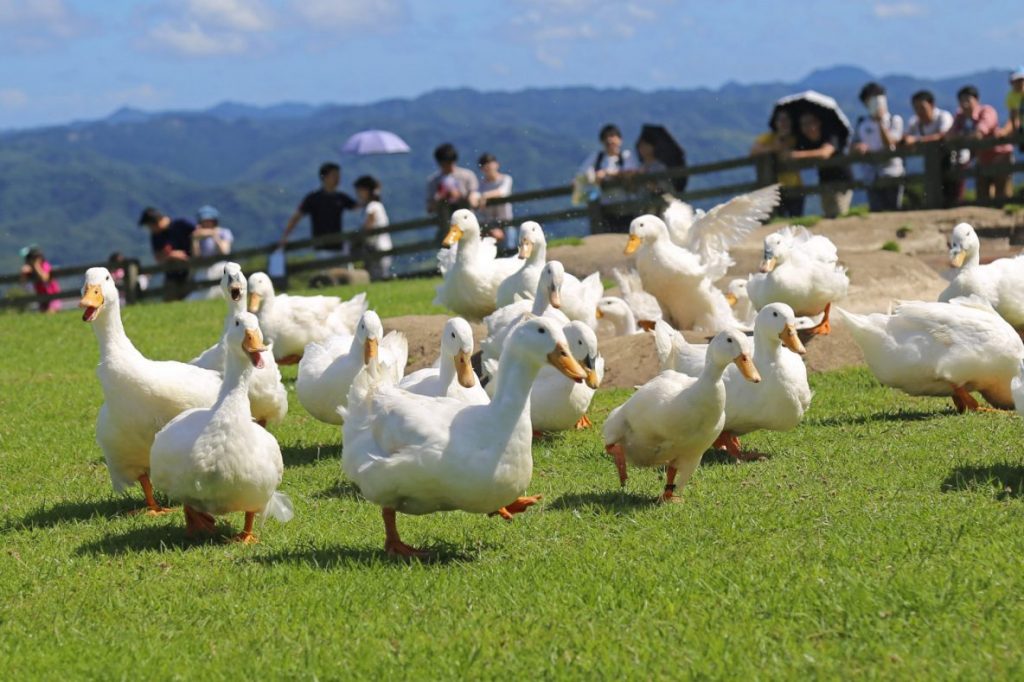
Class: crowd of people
750,71,1024,218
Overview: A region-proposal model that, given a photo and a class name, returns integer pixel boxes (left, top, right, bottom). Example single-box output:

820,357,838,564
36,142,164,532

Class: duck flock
77,185,1024,557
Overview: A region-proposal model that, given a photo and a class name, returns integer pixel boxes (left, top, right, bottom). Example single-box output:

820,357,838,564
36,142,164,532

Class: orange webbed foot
229,532,259,545
183,505,217,536
574,414,593,430
806,303,832,336
605,443,628,486
385,539,429,559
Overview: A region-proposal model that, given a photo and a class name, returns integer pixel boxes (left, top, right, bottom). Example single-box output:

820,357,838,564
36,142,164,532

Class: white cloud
873,2,926,18
0,88,28,108
186,0,273,32
0,0,91,50
289,0,403,30
148,20,248,56
140,0,274,57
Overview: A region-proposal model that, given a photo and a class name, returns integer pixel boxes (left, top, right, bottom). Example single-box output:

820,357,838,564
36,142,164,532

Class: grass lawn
3,277,1024,679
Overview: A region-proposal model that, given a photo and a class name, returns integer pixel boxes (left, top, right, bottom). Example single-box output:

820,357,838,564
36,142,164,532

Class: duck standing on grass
836,297,1024,412
939,222,1024,335
79,267,221,514
747,226,848,335
151,313,293,543
342,317,587,558
191,263,288,427
247,272,367,364
399,317,489,404
602,330,761,502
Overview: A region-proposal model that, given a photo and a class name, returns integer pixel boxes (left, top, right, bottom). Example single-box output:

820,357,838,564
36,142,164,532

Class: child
354,175,393,280
19,246,61,313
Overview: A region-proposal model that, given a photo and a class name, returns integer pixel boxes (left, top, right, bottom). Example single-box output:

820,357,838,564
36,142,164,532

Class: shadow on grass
74,523,228,556
252,540,482,568
808,408,949,428
2,495,165,533
313,479,363,500
548,489,658,513
283,442,341,467
942,463,1024,500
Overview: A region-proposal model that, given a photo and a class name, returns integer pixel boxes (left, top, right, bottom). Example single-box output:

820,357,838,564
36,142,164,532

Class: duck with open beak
242,327,268,369
79,282,105,323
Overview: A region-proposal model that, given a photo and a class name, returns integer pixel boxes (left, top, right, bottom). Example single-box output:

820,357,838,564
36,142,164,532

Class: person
476,152,514,249
575,123,639,193
947,85,1014,204
786,111,853,218
425,143,480,215
750,108,805,216
137,206,196,301
1001,66,1024,143
19,246,60,313
280,162,358,259
192,205,233,258
902,90,965,208
850,82,905,212
353,175,393,281
635,136,673,195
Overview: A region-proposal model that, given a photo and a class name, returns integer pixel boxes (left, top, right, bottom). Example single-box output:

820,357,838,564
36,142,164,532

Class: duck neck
528,241,547,266
696,357,729,388
488,352,542,429
530,294,550,317
614,308,637,335
215,351,254,419
456,232,482,260
753,332,781,367
963,247,980,269
438,352,456,391
92,300,142,362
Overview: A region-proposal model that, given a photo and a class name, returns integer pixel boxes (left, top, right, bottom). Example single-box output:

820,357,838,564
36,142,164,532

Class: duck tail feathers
262,491,295,523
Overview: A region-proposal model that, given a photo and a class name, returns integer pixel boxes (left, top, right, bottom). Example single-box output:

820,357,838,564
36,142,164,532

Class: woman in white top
476,152,515,251
354,175,393,280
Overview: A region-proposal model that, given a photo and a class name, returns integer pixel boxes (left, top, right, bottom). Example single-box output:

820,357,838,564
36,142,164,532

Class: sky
0,0,1020,129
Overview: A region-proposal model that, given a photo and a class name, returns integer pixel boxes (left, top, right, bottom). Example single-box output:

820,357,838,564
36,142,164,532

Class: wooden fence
2,133,1022,311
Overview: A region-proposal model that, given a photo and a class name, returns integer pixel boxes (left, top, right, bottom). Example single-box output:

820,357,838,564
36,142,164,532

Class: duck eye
106,276,111,281
451,332,455,338
773,312,778,317
727,338,733,343
538,328,546,335
235,321,239,327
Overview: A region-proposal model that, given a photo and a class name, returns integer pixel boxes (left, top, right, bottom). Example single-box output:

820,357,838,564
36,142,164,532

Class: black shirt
797,134,853,183
299,190,358,251
150,218,195,283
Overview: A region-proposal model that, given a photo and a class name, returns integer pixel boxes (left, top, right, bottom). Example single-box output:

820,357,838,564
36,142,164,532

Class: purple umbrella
342,130,411,155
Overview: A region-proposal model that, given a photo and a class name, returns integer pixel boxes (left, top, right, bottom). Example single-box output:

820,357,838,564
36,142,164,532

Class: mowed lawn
3,276,1024,679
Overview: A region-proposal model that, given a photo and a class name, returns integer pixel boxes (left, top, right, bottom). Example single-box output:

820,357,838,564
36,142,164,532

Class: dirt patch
383,314,487,373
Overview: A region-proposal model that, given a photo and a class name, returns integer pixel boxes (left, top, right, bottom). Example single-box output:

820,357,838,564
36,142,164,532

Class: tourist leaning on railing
354,175,393,281
786,111,853,219
850,82,905,212
1002,67,1024,146
476,152,514,251
138,206,195,301
903,90,965,208
948,85,1015,205
750,108,804,217
279,162,358,261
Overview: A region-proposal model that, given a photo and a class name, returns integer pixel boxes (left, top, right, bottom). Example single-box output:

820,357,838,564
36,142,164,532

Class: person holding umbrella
636,124,687,195
751,108,804,217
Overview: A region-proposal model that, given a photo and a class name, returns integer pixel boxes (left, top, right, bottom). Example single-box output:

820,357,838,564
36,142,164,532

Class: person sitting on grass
353,175,393,281
19,246,61,313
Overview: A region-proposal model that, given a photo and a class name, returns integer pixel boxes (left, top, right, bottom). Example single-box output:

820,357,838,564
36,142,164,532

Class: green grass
881,240,900,252
547,236,585,248
1004,203,1024,215
844,205,870,218
771,214,822,228
5,279,1024,678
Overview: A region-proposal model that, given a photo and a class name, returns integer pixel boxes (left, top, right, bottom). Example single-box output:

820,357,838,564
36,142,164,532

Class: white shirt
577,148,639,177
907,108,969,165
362,201,392,251
853,113,905,180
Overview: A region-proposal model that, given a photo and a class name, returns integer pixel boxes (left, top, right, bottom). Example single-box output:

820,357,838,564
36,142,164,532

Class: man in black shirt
279,162,358,258
138,206,196,301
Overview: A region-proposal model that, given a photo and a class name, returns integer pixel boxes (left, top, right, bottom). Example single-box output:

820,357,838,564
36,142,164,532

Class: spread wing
686,184,780,280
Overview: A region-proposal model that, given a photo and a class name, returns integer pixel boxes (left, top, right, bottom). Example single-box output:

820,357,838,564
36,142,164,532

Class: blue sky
0,0,1019,129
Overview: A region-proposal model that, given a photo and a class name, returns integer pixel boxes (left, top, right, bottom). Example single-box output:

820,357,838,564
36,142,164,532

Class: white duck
652,320,707,373
531,321,603,431
496,221,547,307
296,310,408,425
342,316,588,557
724,279,756,329
610,267,661,330
191,263,287,427
626,215,738,332
670,303,811,460
79,267,221,514
603,330,761,502
480,260,571,380
747,226,849,335
247,272,368,363
939,222,1024,334
1012,362,1024,417
558,268,604,330
433,209,523,320
399,317,489,405
151,313,293,543
835,296,1024,412
596,296,639,336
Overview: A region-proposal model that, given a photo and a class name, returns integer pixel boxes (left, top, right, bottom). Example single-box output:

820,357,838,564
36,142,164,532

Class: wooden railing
3,133,1022,311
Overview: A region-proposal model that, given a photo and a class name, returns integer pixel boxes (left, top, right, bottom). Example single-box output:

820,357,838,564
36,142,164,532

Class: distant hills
0,65,1013,273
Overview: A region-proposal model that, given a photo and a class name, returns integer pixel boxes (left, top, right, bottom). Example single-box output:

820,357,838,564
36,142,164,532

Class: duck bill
454,349,477,388
248,293,262,313
949,250,966,268
229,286,243,302
79,285,104,322
725,292,738,307
549,288,562,309
518,239,533,259
780,324,806,355
624,235,642,255
363,338,378,364
441,224,463,248
584,357,601,389
241,329,268,368
595,307,604,319
759,256,777,273
547,343,587,383
734,354,761,383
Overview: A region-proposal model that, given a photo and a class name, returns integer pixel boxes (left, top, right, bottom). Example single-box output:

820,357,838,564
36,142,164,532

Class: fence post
921,143,944,210
754,153,778,187
586,198,605,234
125,260,140,305
434,203,452,245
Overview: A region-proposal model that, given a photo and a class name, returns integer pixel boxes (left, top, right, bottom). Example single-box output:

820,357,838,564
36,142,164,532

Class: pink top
31,261,61,312
952,104,1014,163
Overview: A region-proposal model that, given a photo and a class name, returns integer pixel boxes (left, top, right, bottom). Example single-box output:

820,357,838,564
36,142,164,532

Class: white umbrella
342,130,411,155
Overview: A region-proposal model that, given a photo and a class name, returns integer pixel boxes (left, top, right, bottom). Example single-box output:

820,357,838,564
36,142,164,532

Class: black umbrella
637,124,687,191
770,90,852,150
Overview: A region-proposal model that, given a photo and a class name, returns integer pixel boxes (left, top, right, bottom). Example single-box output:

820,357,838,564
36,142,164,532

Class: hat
196,205,220,222
1012,66,1024,82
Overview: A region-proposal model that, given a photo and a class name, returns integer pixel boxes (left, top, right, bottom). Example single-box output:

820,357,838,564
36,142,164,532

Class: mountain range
0,65,1013,273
